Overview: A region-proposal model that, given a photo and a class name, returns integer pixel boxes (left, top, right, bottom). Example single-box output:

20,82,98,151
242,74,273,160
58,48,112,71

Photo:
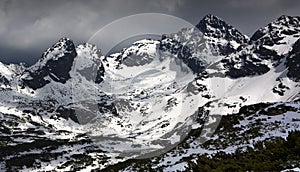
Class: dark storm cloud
0,0,299,65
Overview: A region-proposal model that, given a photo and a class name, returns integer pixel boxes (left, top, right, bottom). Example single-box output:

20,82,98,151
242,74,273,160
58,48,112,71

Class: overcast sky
0,0,300,65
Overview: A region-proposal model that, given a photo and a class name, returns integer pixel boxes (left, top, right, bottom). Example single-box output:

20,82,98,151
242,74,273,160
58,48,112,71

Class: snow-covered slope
89,39,200,157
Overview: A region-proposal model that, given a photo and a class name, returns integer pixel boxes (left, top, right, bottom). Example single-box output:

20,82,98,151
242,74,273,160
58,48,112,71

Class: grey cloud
0,0,299,65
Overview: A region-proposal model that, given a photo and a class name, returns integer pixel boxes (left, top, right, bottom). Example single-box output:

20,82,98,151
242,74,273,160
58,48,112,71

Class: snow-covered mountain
0,14,299,171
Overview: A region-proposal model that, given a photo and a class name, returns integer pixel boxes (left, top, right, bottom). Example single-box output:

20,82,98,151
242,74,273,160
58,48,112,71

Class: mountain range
0,14,299,171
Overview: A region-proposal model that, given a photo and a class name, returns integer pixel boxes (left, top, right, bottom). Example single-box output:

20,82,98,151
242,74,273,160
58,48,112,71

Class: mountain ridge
0,14,299,171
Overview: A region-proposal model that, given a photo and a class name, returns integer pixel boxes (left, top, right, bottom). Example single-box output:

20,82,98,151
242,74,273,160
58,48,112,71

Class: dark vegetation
187,130,300,172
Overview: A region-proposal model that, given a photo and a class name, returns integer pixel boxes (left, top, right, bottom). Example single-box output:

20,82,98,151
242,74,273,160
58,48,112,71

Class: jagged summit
20,38,107,90
75,43,105,84
21,37,77,89
274,15,300,27
197,14,225,28
159,14,250,67
196,14,249,44
251,15,300,45
40,37,76,63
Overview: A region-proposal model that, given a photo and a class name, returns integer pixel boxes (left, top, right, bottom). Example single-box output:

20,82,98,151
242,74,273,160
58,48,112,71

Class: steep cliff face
21,37,77,89
286,38,300,81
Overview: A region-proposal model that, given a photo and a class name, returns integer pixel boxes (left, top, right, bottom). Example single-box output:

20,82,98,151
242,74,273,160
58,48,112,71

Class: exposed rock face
217,15,300,78
197,14,249,43
251,15,300,45
286,38,300,81
0,74,9,87
21,37,77,89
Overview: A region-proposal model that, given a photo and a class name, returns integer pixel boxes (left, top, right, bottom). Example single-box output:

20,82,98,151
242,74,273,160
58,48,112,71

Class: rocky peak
274,15,300,28
21,37,77,90
251,15,300,45
196,14,249,44
40,37,76,63
75,43,105,84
